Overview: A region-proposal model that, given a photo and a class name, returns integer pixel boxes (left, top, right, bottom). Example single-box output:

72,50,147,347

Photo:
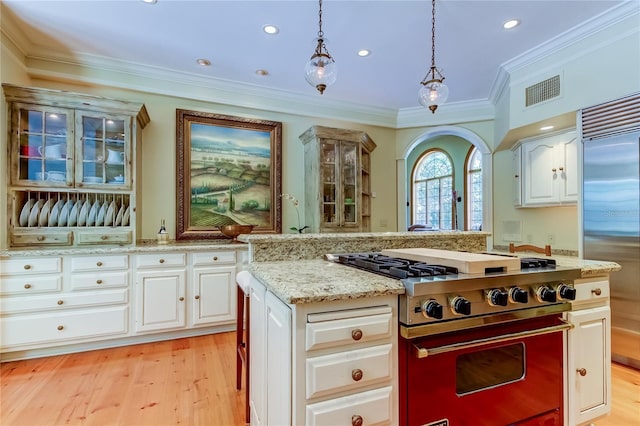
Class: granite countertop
0,239,248,258
247,259,406,304
248,252,621,305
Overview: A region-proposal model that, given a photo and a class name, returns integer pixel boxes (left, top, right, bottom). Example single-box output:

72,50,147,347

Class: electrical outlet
547,234,555,244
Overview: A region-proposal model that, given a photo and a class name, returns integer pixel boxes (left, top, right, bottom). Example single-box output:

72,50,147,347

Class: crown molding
23,49,400,128
396,100,495,129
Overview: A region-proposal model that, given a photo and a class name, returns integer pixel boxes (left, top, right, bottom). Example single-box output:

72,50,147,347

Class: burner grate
336,253,458,279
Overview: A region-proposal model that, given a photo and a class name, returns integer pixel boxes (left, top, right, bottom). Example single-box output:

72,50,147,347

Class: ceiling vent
525,75,560,107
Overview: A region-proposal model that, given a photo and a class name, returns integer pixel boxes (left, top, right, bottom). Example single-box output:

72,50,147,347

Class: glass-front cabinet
3,84,149,248
300,126,376,233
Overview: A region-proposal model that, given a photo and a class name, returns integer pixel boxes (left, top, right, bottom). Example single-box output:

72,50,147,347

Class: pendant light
304,0,337,94
418,0,449,113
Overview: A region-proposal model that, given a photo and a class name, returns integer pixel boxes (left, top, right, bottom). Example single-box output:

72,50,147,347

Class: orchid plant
280,193,309,233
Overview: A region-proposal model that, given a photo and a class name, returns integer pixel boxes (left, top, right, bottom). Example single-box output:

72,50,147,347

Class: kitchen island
243,234,620,426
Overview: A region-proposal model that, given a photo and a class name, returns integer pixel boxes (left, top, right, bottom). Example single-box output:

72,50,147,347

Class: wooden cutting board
380,248,521,274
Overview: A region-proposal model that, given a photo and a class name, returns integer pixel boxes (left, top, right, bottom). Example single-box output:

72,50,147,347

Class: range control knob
557,283,577,300
487,289,509,306
536,286,557,303
422,300,444,319
509,287,529,304
451,296,471,316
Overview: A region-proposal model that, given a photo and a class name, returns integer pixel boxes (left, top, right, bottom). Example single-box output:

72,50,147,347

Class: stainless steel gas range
327,249,582,426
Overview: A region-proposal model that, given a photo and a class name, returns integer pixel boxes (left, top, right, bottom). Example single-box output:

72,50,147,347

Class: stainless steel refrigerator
583,130,640,369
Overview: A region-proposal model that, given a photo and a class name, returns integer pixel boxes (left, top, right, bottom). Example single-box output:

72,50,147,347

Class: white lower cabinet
567,306,611,425
189,251,237,327
248,273,397,426
135,268,187,333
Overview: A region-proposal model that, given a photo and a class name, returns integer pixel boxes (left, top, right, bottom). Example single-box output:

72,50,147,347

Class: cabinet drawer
191,251,236,266
306,311,392,351
0,275,62,295
1,289,128,314
76,230,132,245
0,306,128,349
136,253,186,268
70,271,129,290
10,231,73,247
573,278,610,305
306,344,392,399
306,386,392,426
71,255,129,271
0,257,62,275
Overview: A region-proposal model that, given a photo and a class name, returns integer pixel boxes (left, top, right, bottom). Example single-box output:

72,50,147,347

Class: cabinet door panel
306,386,392,426
191,266,236,326
559,136,578,201
523,141,556,204
135,270,186,332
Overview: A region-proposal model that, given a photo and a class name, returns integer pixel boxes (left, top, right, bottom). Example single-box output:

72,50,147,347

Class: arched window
412,150,453,229
466,147,483,230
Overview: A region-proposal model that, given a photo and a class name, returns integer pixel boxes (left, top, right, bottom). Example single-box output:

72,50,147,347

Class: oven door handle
412,320,574,359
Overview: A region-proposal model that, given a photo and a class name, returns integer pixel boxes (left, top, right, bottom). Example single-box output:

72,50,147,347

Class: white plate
77,199,90,226
58,199,71,227
38,199,53,226
28,199,44,227
87,200,100,227
115,204,125,226
19,199,35,227
122,205,131,226
49,199,65,227
104,201,117,226
96,201,108,226
68,200,80,227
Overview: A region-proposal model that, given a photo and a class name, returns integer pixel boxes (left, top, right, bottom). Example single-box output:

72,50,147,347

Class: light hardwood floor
1,332,638,426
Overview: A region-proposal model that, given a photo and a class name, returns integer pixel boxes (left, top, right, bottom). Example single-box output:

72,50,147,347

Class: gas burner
336,253,458,278
520,258,556,269
388,264,458,279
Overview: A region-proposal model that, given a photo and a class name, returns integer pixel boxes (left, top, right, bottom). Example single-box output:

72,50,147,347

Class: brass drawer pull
159,259,165,264
351,328,363,341
23,264,32,270
351,368,363,382
195,295,200,300
577,368,587,376
57,300,64,305
101,235,108,240
591,288,602,296
37,236,45,241
96,279,103,285
352,415,363,426
57,325,64,331
213,256,218,261
24,283,32,289
179,297,185,301
96,261,103,267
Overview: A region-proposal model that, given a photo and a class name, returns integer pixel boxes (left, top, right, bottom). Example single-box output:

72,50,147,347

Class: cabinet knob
101,235,108,240
96,261,103,267
514,174,519,178
213,256,218,261
552,168,557,172
179,297,185,301
37,236,45,241
57,300,64,305
23,264,32,270
195,295,200,300
96,279,103,285
591,288,602,296
559,167,564,171
352,415,363,426
24,283,32,289
57,325,64,331
577,368,587,376
351,329,363,341
159,259,165,264
351,368,363,382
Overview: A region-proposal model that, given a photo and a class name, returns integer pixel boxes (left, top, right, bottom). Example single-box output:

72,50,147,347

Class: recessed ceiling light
263,25,279,35
255,69,269,76
540,125,554,131
503,19,520,29
196,58,211,66
357,49,371,57
142,0,157,4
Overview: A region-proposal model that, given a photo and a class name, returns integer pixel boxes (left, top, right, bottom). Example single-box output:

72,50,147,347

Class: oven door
399,315,570,426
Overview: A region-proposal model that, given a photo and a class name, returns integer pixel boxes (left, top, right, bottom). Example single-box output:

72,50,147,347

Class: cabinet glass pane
18,109,68,182
82,116,125,184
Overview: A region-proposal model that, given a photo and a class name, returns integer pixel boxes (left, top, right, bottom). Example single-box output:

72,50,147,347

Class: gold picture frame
176,109,282,239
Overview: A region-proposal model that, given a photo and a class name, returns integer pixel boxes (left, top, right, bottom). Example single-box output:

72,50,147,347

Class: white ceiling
1,0,630,112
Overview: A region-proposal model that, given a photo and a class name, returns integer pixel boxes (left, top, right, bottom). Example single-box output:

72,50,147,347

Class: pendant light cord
431,0,436,76
318,0,324,39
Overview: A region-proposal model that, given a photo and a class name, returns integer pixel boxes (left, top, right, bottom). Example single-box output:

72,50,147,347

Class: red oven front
399,315,568,426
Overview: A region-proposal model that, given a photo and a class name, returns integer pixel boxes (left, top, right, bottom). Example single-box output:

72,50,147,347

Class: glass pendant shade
305,39,337,94
419,76,449,113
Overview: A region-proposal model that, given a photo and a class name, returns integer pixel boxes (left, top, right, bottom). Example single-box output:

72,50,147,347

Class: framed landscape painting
176,109,282,240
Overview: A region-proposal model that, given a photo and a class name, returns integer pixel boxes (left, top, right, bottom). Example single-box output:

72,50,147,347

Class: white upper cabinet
513,129,578,207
